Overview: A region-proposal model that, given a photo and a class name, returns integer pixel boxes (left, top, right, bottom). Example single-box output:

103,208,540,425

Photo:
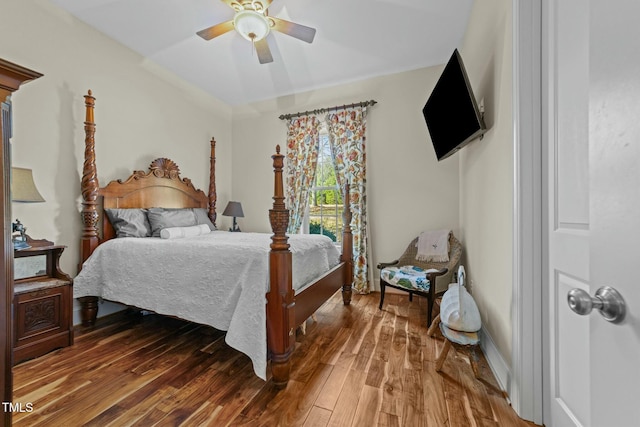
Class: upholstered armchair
377,233,463,326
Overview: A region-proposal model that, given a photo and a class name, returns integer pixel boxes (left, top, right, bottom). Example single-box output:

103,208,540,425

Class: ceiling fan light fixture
234,10,270,42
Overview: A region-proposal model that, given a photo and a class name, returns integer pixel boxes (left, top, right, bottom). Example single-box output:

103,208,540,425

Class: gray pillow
147,207,215,237
193,208,216,231
105,208,151,238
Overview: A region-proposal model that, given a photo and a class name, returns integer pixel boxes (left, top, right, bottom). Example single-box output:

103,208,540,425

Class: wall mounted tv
422,49,486,161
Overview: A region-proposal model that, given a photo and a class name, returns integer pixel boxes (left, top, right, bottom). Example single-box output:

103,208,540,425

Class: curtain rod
278,99,378,120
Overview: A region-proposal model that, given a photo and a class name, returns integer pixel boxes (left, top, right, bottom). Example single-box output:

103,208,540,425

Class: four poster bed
74,90,353,386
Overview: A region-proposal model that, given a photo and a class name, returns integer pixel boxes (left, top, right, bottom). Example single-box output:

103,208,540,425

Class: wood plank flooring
12,292,538,426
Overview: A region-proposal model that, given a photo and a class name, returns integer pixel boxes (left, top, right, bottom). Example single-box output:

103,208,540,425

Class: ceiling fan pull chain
250,34,256,57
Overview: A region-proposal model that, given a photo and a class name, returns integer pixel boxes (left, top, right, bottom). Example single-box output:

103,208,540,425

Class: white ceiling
51,0,474,106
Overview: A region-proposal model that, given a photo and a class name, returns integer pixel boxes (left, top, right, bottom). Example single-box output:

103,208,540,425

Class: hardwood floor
13,292,537,426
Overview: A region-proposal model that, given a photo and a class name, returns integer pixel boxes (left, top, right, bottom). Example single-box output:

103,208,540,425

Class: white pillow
439,266,481,332
160,224,210,239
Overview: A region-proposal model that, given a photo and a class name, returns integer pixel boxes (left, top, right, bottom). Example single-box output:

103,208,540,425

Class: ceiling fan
197,0,316,64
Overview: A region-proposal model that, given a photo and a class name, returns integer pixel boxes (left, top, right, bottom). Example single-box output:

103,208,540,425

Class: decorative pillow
147,207,216,237
160,224,211,239
105,208,151,238
193,208,216,231
147,208,196,237
440,266,481,332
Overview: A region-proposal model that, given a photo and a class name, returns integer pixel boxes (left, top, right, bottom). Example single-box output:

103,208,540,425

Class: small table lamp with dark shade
222,201,244,232
11,167,45,250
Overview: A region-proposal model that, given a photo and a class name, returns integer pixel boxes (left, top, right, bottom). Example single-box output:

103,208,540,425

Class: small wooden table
427,314,481,378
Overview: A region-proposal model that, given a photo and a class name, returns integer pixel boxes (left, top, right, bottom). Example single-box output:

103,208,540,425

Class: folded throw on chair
416,229,450,262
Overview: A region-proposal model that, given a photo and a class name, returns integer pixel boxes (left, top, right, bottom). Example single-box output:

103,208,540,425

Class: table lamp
222,201,244,232
11,167,45,250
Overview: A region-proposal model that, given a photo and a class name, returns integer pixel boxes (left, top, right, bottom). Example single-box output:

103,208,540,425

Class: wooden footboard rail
267,145,353,387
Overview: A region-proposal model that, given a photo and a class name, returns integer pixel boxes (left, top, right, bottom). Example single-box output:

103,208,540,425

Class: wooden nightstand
13,237,73,365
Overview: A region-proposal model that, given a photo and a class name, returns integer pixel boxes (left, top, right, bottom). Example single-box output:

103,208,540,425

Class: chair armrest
426,268,448,281
376,260,399,270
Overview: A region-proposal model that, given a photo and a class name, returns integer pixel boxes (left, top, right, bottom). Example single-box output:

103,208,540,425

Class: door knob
567,286,626,323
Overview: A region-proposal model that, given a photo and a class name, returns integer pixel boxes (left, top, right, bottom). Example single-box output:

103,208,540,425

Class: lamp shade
222,201,244,218
11,167,44,202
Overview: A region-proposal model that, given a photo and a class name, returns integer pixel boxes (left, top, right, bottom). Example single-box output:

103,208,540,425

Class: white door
546,0,640,426
587,0,640,425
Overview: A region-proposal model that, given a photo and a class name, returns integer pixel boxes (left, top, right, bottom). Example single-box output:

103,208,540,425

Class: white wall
2,0,234,279
459,0,514,367
232,68,461,289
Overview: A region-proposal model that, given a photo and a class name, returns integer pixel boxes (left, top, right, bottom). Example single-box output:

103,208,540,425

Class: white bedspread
73,231,340,380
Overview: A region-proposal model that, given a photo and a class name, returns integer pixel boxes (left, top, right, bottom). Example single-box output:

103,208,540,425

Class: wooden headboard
79,90,217,266
99,157,211,241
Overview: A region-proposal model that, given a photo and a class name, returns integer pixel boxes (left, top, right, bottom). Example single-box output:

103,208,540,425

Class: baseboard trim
479,326,511,400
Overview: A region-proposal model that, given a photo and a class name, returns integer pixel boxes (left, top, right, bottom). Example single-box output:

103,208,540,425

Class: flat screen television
422,49,486,161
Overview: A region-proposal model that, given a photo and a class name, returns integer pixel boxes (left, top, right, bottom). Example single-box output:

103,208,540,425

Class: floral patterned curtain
326,107,369,293
284,116,321,234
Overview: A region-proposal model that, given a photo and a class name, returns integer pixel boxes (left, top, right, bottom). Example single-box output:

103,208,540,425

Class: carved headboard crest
125,157,184,183
149,157,180,179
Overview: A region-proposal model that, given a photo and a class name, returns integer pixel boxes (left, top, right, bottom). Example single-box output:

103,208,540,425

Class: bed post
79,90,100,326
341,182,353,305
208,137,217,228
267,145,294,387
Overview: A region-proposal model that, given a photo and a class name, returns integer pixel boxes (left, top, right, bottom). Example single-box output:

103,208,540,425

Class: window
302,130,343,244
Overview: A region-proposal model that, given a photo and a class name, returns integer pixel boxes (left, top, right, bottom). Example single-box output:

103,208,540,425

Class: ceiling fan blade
270,16,316,43
196,20,235,41
254,38,273,64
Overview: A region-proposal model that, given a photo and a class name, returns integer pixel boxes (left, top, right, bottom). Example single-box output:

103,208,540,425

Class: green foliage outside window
311,162,342,206
309,220,337,241
307,133,343,243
